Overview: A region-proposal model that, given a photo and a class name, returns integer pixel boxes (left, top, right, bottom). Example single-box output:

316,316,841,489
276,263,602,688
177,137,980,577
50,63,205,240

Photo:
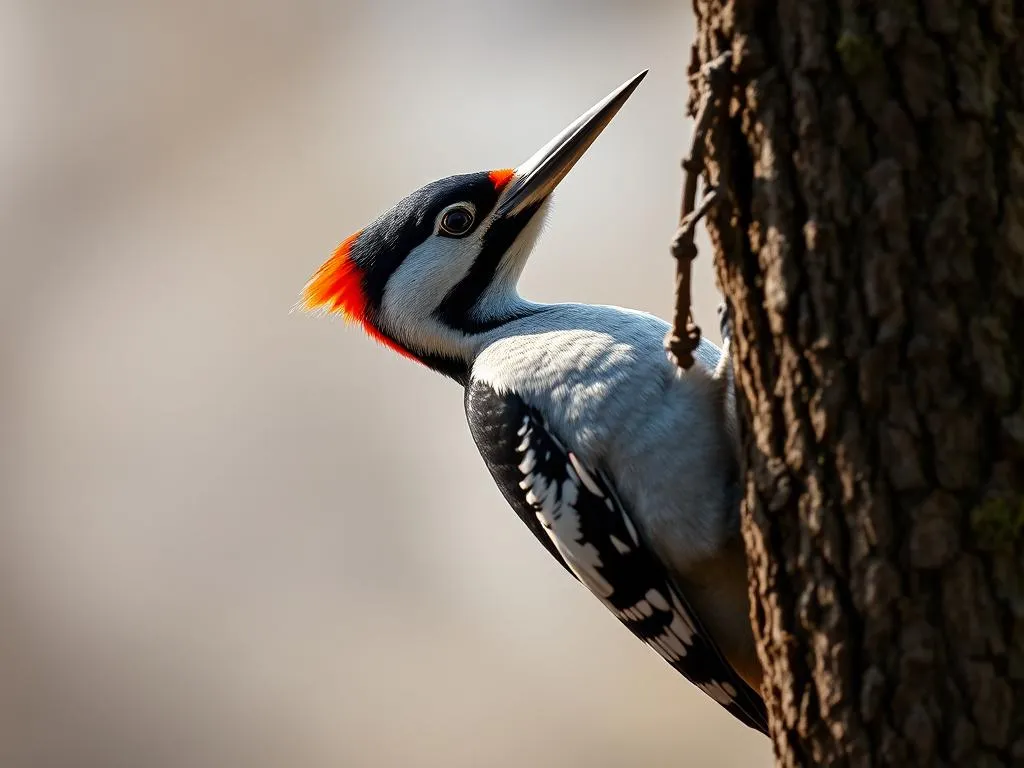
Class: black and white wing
465,379,769,735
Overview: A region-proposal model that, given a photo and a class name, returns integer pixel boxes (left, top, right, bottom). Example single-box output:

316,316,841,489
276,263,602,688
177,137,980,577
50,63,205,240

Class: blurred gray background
0,1,769,766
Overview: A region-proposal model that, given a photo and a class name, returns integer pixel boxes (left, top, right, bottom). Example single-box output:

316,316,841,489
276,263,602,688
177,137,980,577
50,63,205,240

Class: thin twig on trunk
665,50,732,370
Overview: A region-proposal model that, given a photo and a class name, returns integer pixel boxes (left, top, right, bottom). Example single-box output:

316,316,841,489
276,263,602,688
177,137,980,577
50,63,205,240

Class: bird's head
301,71,647,383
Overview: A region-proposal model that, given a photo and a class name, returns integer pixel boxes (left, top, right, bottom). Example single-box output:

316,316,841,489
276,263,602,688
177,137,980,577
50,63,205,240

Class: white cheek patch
378,230,486,358
377,199,550,358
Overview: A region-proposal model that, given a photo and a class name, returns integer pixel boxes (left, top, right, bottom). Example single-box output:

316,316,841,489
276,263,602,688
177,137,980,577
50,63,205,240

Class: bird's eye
439,205,475,237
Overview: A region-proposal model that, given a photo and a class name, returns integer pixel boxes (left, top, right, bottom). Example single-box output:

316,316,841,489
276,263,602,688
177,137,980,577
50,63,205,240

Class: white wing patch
516,414,696,658
649,602,696,660
618,503,640,545
698,680,739,706
518,417,614,598
610,535,631,554
568,452,605,497
517,447,537,476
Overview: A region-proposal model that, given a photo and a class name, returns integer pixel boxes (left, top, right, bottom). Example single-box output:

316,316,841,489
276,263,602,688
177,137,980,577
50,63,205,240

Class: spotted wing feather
465,379,768,735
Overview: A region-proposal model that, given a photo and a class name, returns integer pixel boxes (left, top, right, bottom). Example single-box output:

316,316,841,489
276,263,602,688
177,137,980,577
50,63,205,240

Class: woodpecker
301,71,767,735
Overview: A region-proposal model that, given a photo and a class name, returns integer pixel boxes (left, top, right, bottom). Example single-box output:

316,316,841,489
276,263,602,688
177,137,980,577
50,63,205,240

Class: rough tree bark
686,1,1024,765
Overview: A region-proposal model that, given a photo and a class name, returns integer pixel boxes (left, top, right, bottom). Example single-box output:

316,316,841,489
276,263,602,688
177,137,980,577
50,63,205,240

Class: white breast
470,303,737,575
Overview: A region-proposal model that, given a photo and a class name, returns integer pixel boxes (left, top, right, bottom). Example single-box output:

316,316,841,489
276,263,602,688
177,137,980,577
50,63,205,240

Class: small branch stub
665,50,732,370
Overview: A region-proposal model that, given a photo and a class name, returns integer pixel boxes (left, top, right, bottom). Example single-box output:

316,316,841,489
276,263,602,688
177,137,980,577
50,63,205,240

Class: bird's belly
673,540,762,691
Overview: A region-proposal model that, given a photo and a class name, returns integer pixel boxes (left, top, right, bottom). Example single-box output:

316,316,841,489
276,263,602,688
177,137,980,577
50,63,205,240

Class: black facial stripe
349,172,503,310
433,202,543,333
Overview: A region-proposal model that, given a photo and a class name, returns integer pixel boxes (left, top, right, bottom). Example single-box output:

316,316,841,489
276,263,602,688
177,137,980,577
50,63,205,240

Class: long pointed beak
496,70,648,218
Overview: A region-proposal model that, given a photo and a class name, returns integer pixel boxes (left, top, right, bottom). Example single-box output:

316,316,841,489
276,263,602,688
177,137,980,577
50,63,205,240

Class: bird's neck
397,291,548,386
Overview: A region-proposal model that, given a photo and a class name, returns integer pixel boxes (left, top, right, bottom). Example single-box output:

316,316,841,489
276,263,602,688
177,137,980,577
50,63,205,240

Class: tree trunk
690,1,1024,765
